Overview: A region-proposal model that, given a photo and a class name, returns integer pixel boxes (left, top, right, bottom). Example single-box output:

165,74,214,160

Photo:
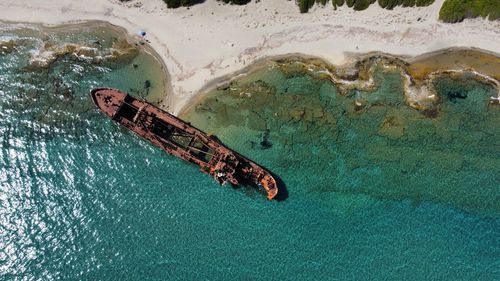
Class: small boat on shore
91,88,278,200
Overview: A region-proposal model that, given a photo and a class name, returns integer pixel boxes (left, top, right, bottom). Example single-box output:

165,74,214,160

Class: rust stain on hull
91,88,278,200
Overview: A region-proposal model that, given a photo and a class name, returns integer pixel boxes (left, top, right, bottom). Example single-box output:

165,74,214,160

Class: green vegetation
297,0,316,13
350,0,376,11
162,0,250,8
330,0,378,11
439,0,500,22
160,0,442,13
162,0,203,8
379,0,434,9
217,0,251,4
298,0,434,13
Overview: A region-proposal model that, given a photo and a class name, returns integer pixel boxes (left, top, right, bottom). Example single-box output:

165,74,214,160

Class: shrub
439,0,500,22
331,0,433,11
162,0,204,8
297,0,316,13
218,0,251,4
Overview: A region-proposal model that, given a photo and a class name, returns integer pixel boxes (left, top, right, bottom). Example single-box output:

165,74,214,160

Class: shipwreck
91,88,278,200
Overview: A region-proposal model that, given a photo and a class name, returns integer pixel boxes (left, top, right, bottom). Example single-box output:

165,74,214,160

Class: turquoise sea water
1,23,499,280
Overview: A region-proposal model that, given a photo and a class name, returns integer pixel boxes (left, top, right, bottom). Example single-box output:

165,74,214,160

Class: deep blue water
1,23,499,280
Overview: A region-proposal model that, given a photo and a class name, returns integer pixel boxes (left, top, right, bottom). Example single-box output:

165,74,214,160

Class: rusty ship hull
91,88,278,200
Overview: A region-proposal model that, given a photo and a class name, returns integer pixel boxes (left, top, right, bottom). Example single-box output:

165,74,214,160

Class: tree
439,0,499,22
162,0,204,8
218,0,251,4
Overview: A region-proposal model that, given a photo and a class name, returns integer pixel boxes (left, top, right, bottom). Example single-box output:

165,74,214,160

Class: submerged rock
290,107,305,121
378,114,406,139
181,51,500,216
27,39,139,70
366,144,402,162
246,111,267,131
0,39,16,54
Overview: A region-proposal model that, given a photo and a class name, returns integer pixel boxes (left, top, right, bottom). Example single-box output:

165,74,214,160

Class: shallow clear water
183,62,500,215
1,23,499,280
182,62,500,279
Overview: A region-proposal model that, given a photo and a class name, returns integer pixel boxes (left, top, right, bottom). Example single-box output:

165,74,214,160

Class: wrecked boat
91,88,278,200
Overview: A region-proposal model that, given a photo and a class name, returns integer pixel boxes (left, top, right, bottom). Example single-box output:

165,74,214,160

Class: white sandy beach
0,0,499,112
